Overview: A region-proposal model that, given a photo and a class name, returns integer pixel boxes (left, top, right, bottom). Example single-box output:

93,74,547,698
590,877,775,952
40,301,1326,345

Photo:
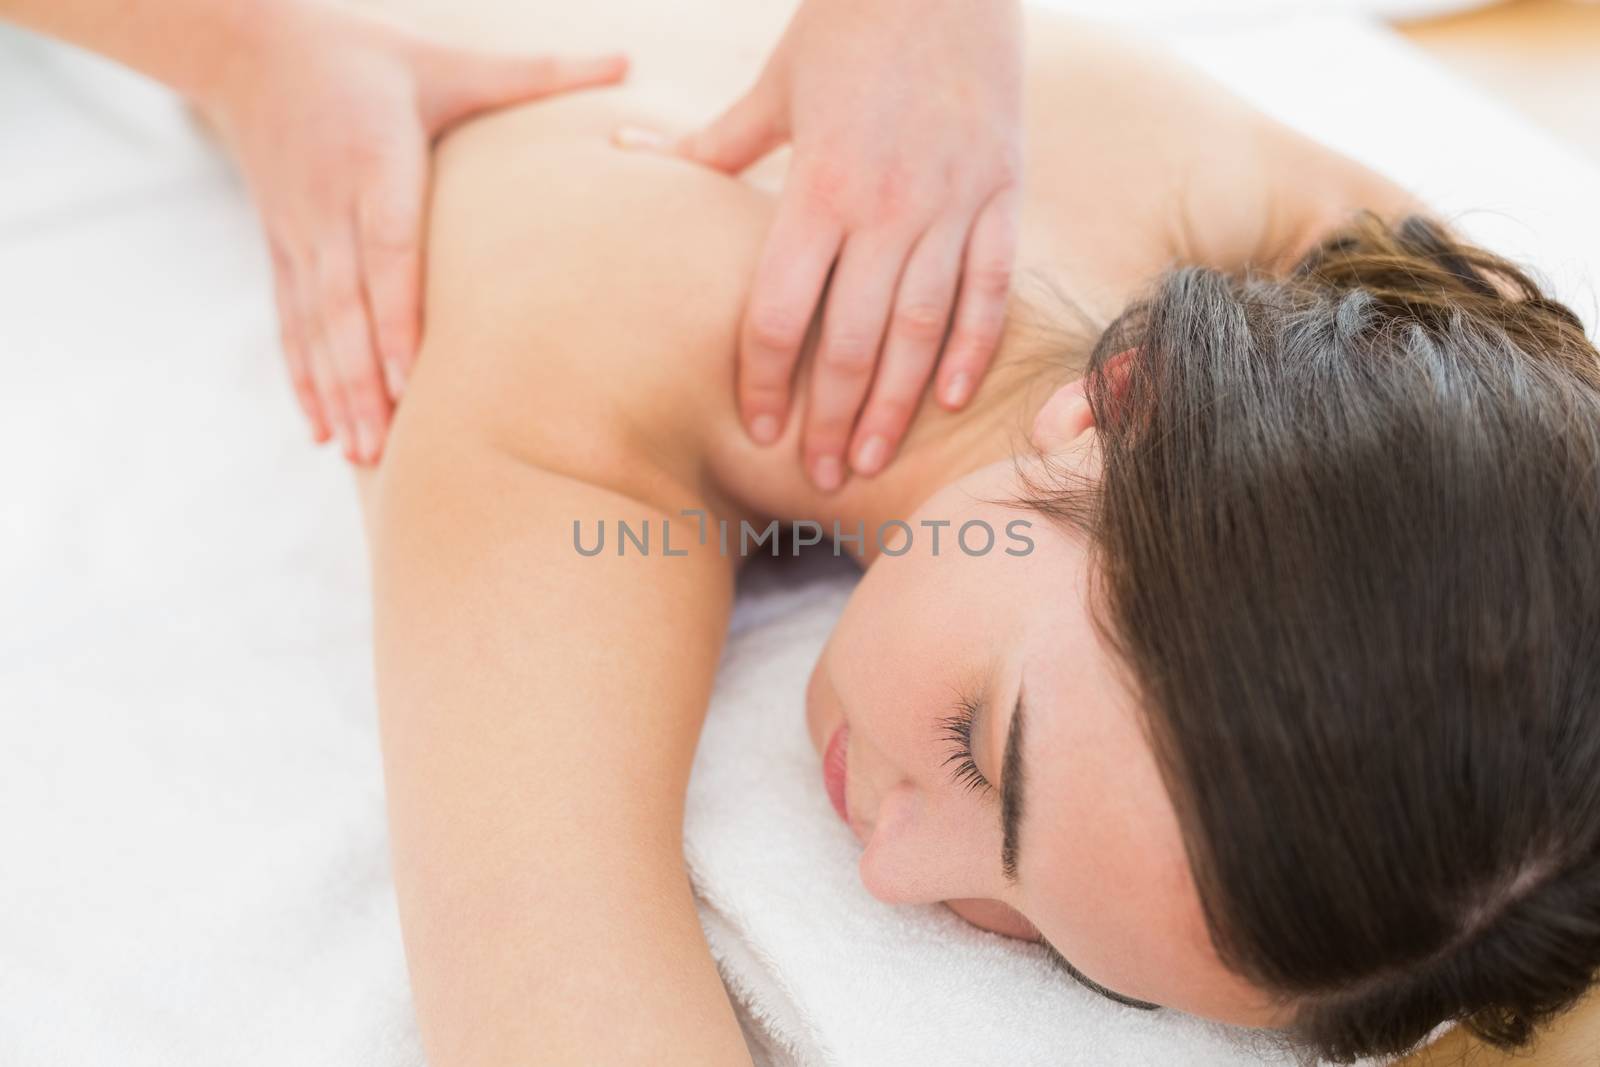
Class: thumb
672,86,785,175
419,47,630,131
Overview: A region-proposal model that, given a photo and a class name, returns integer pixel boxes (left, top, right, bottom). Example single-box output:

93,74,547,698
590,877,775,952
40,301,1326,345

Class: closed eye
938,693,993,795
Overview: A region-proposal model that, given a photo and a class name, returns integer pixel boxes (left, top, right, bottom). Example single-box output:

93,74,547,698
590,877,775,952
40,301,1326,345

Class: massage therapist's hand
196,3,627,464
653,0,1023,490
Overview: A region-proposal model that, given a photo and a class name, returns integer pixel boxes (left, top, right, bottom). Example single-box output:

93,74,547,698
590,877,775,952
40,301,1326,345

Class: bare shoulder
1016,17,1423,277
397,87,771,519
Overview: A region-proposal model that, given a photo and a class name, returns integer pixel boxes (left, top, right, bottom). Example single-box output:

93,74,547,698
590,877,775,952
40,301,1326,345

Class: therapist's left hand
199,2,627,464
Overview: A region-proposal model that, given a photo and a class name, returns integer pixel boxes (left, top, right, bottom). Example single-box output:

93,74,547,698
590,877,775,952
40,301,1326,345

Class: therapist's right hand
653,0,1024,491
198,3,626,464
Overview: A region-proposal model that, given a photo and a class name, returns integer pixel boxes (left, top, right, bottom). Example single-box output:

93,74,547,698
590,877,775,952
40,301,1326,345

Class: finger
269,240,330,442
847,219,967,477
673,84,784,174
292,249,356,463
739,196,844,448
937,187,1020,410
356,135,427,400
804,230,912,492
421,50,630,131
311,228,392,466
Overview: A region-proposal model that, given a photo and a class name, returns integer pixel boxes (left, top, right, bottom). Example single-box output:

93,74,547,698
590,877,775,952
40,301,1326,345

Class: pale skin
352,1,1422,1062
647,0,1027,492
0,0,626,466
4,0,1022,483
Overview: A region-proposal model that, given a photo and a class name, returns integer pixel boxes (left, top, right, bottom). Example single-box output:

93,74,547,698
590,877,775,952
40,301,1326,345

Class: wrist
186,0,313,117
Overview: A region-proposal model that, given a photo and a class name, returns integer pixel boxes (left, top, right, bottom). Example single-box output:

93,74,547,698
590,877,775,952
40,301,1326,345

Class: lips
822,723,850,823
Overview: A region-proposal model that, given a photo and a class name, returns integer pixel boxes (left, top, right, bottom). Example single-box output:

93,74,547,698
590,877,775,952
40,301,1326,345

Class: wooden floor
1393,8,1599,1063
1400,0,1600,164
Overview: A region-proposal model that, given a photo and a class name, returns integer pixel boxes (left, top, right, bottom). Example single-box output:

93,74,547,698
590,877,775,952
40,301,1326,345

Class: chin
943,898,1041,941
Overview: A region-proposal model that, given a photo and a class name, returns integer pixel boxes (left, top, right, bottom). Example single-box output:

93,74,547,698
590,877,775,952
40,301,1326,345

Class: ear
1030,377,1095,453
1030,349,1137,453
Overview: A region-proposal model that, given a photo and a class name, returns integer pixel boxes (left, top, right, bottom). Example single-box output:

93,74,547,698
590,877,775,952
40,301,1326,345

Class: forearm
367,411,750,1066
0,0,295,100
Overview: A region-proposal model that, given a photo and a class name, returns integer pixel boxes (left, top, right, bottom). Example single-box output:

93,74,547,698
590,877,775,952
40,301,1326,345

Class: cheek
828,560,953,756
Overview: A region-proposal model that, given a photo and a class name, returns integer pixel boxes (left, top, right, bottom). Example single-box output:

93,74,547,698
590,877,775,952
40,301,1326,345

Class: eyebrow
999,685,1027,883
995,686,1162,1012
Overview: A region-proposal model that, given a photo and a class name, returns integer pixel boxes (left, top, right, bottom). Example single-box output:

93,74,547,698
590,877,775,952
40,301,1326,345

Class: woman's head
806,215,1600,1060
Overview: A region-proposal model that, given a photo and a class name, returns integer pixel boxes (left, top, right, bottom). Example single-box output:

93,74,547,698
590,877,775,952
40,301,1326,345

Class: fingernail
852,435,889,476
612,124,666,151
812,455,843,492
356,422,380,464
384,358,407,398
749,414,780,445
942,371,973,408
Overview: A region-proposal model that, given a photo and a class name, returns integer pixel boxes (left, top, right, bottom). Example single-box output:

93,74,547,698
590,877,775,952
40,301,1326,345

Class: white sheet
2,11,1596,1067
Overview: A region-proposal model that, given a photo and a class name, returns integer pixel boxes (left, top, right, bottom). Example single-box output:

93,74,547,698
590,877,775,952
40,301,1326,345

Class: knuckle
375,327,413,366
345,385,386,422
892,302,949,345
348,131,398,177
872,168,932,223
948,326,996,362
968,260,1014,298
741,383,789,411
987,153,1024,193
873,168,910,218
818,333,877,373
801,158,851,211
302,351,332,389
306,318,337,356
375,304,416,344
314,270,362,314
746,306,809,354
363,200,415,253
326,288,369,327
865,394,916,428
805,417,852,451
344,369,383,401
313,381,345,416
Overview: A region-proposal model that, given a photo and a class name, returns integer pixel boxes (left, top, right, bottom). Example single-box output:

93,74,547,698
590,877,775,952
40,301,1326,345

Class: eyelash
938,695,993,795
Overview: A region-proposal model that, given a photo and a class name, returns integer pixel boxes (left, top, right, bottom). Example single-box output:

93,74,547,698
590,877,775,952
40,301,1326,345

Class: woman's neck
800,321,1077,567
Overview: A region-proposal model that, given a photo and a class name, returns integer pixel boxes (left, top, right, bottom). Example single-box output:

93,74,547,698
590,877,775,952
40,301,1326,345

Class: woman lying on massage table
354,2,1600,1063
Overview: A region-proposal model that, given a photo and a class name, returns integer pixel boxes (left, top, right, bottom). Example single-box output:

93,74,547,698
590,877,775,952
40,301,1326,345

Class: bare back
374,0,1414,535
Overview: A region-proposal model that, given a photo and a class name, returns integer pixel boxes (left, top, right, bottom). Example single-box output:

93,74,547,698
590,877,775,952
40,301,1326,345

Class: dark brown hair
1021,214,1600,1061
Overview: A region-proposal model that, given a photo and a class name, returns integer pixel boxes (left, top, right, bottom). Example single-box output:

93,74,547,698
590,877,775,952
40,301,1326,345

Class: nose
856,781,999,907
857,782,934,904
